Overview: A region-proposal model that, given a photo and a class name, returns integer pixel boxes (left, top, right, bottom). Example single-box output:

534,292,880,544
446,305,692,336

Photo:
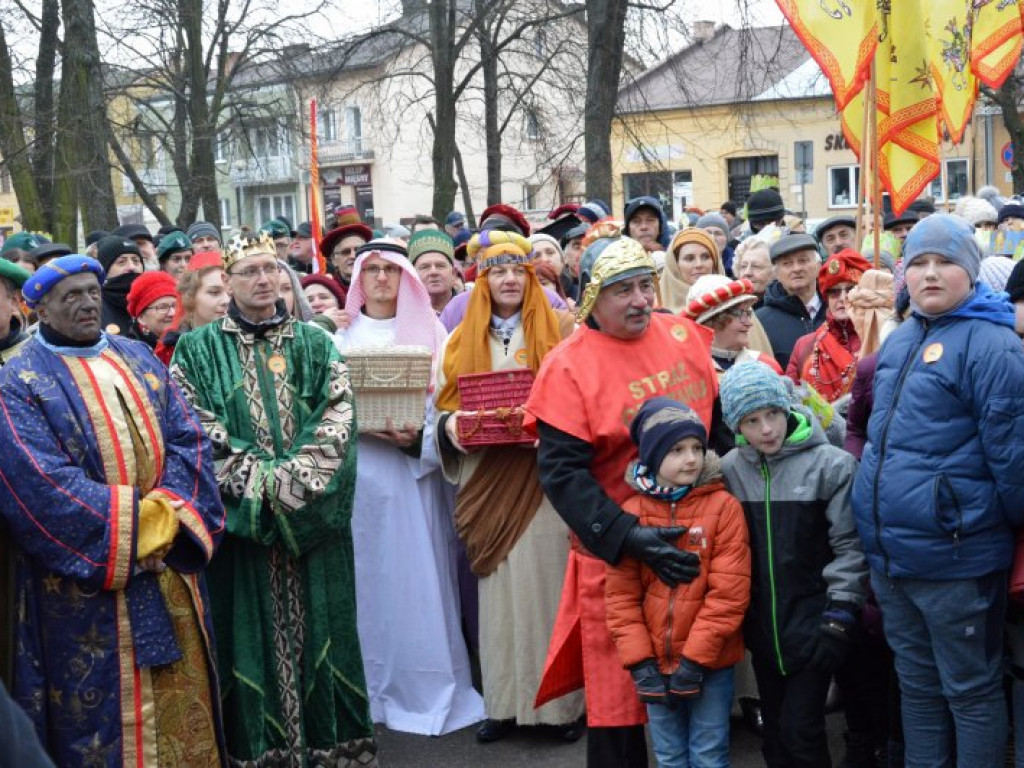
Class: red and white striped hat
685,275,757,325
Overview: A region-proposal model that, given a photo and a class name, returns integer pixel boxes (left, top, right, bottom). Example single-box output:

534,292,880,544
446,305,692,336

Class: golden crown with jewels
224,232,277,272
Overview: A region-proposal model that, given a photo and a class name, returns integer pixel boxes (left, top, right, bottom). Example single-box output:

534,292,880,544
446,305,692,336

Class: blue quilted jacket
852,289,1024,579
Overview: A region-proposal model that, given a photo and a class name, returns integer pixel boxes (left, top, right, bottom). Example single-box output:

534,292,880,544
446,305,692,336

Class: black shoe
551,718,585,743
475,718,515,743
739,696,764,736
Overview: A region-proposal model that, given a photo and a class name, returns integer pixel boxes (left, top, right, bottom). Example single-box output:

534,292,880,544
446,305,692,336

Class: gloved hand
808,603,857,674
629,659,668,706
668,658,708,704
622,524,700,587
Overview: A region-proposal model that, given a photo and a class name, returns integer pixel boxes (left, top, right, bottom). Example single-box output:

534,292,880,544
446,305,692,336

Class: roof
617,24,814,114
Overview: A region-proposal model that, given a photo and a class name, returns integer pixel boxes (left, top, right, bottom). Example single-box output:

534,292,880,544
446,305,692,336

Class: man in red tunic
525,236,721,767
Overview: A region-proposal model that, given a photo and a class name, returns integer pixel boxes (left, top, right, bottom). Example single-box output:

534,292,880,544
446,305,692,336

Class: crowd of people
0,183,1023,768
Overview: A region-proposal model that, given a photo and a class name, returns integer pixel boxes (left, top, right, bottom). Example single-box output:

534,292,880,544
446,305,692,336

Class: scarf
631,462,692,501
800,315,860,402
227,299,288,337
436,263,563,412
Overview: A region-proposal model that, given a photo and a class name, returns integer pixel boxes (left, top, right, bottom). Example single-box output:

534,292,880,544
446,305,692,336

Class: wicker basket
456,368,535,447
345,346,432,433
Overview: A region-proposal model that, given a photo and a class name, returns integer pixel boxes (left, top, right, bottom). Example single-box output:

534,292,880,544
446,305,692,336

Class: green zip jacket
721,408,867,675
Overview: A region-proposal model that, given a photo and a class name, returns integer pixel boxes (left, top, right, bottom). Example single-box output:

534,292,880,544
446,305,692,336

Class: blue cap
445,211,466,227
23,255,105,308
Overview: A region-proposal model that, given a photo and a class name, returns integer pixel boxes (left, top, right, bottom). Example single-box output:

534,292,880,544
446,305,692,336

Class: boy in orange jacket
606,397,751,768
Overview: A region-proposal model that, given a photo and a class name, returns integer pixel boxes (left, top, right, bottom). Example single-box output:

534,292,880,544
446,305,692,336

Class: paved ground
375,713,847,767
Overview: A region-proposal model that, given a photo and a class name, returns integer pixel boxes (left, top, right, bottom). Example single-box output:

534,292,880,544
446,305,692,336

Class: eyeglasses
144,301,177,315
363,264,402,278
723,307,754,320
332,247,356,257
230,264,280,280
826,285,855,298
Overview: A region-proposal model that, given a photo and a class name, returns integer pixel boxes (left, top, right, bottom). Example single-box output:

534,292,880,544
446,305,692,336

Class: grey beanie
696,213,731,235
902,213,981,284
186,221,221,246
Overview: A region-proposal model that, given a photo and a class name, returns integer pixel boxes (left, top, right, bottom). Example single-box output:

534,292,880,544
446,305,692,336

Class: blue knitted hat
720,361,790,432
902,213,981,284
630,397,707,476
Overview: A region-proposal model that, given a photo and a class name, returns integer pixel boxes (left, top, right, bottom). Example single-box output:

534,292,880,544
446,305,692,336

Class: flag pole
868,60,881,269
855,74,872,252
309,99,326,274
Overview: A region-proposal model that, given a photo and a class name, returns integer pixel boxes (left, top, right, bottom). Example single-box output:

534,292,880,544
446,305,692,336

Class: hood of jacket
624,195,670,250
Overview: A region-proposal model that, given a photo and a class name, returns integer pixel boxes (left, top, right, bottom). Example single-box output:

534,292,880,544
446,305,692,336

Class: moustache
625,307,653,319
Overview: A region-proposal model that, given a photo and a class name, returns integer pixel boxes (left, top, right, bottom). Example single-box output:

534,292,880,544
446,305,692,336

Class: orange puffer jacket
606,452,751,673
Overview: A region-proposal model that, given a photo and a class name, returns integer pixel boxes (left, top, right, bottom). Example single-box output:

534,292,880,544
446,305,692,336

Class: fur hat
960,197,999,227
720,360,790,432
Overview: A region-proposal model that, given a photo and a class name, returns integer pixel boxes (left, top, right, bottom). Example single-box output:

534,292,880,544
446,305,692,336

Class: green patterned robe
170,314,375,768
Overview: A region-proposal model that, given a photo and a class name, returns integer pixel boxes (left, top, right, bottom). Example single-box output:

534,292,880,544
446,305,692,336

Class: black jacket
755,280,827,371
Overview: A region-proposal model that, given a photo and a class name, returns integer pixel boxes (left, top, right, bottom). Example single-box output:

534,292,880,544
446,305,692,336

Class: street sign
1003,141,1014,169
795,140,813,185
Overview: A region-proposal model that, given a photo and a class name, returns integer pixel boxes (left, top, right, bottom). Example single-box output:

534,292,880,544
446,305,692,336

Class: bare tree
984,71,1024,194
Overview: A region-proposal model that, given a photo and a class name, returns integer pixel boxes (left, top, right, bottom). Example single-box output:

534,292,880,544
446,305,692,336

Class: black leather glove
622,524,700,587
629,659,668,706
808,603,857,674
668,658,708,704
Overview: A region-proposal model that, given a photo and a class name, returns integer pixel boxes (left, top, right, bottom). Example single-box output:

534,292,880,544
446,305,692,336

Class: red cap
188,250,224,271
127,271,179,318
819,248,874,294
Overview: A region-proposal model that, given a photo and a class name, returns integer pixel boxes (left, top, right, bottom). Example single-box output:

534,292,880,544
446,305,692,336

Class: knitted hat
669,228,719,264
23,255,104,309
85,230,108,247
770,233,819,263
960,198,999,227
528,233,563,258
408,230,454,265
157,231,193,261
112,224,154,243
720,360,790,432
979,256,1014,293
818,249,873,294
999,203,1024,225
630,397,708,475
696,213,730,237
1006,259,1024,303
745,189,785,225
903,213,981,284
577,199,612,224
685,275,756,324
479,203,531,237
186,221,221,246
300,274,346,306
127,271,178,318
95,235,143,272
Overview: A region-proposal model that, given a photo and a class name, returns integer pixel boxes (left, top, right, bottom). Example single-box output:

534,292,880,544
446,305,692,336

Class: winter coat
606,452,751,673
852,295,1024,580
843,353,877,460
722,409,867,676
755,280,828,371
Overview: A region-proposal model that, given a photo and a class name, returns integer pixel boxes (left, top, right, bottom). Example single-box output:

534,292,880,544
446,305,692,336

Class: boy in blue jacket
853,213,1024,767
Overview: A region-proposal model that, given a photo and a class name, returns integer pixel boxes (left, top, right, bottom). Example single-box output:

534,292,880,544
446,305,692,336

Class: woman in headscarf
786,249,874,403
663,229,776,358
435,230,583,743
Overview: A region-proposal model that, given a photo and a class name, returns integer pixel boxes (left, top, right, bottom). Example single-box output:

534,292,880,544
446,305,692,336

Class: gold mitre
224,232,277,271
576,236,658,322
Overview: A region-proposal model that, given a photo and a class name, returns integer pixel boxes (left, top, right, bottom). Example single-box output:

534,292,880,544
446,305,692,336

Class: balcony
230,155,296,186
318,138,374,166
121,166,167,195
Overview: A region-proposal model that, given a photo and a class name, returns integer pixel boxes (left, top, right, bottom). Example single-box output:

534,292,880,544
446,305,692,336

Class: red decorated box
455,368,535,447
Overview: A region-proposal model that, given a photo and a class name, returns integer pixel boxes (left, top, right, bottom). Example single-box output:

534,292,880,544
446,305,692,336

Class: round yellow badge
105,324,120,335
923,343,943,364
514,348,528,366
670,324,688,342
267,354,288,374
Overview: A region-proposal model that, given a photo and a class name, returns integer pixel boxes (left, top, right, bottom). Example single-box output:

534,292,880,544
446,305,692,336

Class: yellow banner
970,0,1023,88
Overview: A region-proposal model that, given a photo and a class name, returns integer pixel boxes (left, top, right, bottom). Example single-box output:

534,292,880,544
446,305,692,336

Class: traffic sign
1002,141,1014,169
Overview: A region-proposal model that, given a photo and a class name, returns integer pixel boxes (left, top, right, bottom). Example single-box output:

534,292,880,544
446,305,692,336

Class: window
726,156,779,204
345,106,362,153
828,165,860,208
252,123,287,159
220,198,232,227
0,170,10,195
622,171,673,211
214,131,230,163
524,183,544,210
525,109,541,141
257,194,295,224
534,28,547,58
928,158,969,202
319,108,339,143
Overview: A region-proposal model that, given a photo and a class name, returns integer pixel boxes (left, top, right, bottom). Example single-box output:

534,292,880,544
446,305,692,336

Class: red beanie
818,249,874,294
127,271,179,318
300,274,346,306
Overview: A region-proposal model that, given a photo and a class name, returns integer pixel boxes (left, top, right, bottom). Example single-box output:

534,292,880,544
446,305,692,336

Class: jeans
871,569,1007,768
645,667,734,768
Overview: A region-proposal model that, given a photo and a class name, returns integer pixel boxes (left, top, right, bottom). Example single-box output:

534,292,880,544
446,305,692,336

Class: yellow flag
927,0,977,143
970,0,1023,88
775,0,878,109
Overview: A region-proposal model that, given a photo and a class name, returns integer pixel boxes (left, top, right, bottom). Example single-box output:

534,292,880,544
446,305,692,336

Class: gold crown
224,232,277,271
576,237,657,322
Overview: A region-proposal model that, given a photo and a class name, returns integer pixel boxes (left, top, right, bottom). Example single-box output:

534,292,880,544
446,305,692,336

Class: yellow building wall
611,96,990,222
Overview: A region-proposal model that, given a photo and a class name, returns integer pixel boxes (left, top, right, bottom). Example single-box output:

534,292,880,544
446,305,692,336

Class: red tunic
524,312,718,726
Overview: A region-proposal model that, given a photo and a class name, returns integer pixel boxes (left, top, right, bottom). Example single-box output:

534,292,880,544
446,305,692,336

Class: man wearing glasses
170,232,378,766
319,218,373,303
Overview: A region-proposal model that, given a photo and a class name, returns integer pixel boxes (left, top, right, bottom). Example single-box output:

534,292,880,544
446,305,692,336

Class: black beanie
95,235,142,273
746,189,785,224
1006,259,1024,303
629,397,707,477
